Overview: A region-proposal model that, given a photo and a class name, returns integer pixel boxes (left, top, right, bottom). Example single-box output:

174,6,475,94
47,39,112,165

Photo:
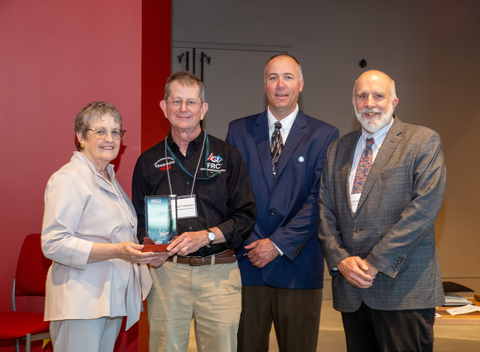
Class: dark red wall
138,1,172,351
142,0,172,152
0,0,171,351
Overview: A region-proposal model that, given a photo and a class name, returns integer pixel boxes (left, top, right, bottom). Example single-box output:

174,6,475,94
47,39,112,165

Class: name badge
176,195,198,219
350,193,361,213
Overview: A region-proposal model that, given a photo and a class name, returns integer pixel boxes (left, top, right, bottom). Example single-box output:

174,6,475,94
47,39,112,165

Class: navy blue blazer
226,110,339,289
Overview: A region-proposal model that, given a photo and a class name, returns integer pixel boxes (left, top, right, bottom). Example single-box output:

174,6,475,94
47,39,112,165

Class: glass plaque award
142,195,177,252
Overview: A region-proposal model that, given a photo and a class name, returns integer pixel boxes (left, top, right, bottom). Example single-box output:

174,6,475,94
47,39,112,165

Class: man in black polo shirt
132,71,256,352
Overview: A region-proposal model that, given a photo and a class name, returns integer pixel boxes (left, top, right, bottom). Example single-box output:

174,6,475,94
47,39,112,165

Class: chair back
15,234,52,297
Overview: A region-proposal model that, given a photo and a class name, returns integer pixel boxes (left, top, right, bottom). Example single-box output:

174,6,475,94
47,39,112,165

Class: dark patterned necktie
351,138,375,194
271,122,283,176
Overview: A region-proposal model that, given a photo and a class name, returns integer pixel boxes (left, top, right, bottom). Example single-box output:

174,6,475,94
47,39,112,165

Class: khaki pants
148,260,242,352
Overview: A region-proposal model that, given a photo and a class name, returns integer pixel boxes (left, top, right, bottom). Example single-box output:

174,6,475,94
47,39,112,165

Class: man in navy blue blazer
226,54,339,352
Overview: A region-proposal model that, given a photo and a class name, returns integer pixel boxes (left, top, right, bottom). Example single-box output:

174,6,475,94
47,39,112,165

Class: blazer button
353,227,360,233
270,210,275,215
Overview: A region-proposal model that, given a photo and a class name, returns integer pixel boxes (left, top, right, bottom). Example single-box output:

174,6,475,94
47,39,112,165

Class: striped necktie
271,122,283,176
351,137,374,194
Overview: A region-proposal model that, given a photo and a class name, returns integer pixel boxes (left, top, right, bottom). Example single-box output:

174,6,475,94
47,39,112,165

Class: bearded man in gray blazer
318,70,446,352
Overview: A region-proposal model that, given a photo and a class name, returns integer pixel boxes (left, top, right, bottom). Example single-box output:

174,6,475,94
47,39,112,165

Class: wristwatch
206,229,215,247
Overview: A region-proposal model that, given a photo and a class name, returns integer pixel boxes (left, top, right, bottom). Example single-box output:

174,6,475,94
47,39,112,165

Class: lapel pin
298,156,305,162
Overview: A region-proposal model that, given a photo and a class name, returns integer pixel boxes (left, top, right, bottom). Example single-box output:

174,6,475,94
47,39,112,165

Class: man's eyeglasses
167,99,201,109
86,128,126,140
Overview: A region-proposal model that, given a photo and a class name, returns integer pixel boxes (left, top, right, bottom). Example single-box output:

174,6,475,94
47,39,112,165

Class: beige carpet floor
186,299,480,351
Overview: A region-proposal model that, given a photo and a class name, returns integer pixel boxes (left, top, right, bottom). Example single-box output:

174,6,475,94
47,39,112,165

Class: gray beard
355,104,394,134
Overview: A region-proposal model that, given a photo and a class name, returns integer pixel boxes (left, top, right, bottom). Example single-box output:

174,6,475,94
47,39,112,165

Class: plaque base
142,237,169,252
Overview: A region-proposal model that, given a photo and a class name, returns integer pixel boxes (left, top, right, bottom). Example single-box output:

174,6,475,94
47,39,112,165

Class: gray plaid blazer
318,117,446,312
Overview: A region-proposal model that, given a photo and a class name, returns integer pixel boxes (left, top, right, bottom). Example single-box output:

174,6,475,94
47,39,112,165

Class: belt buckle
188,256,205,266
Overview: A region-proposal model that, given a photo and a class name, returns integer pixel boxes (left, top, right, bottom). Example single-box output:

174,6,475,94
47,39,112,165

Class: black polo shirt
132,130,256,256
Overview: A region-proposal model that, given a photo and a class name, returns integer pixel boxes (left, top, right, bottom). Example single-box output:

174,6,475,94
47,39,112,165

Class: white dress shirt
349,118,394,212
265,105,300,256
267,104,299,144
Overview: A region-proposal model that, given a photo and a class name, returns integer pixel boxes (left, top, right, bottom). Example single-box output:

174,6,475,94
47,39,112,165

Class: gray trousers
50,316,123,352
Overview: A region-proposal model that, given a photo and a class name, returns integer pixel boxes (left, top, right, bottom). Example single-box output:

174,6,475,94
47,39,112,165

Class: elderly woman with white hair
41,101,166,352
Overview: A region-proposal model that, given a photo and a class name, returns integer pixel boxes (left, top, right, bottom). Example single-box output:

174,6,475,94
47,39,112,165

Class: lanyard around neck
164,130,219,195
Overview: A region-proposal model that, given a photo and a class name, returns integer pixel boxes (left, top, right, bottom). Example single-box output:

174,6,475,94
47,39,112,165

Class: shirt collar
361,115,395,146
167,129,205,154
267,104,299,132
73,151,116,185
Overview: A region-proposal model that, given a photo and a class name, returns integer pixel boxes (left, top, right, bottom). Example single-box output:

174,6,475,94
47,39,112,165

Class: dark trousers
341,302,435,352
237,285,322,352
